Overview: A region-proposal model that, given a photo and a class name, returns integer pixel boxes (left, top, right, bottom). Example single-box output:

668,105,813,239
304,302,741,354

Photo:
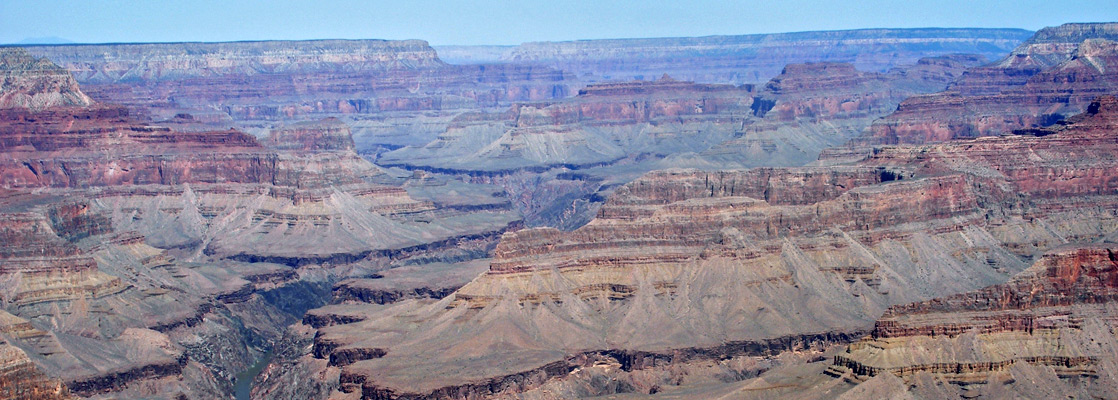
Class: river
234,349,275,400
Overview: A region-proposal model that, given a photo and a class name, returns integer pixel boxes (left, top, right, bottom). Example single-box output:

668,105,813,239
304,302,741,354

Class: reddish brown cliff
860,23,1118,145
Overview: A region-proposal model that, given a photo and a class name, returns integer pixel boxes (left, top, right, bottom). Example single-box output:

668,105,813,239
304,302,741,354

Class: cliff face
379,56,981,229
827,244,1118,398
286,95,1118,398
702,54,983,167
384,56,982,174
20,40,576,160
264,118,355,152
23,40,574,118
23,39,444,83
0,48,92,110
861,23,1118,145
379,76,755,173
0,339,71,400
0,50,527,399
439,28,1031,84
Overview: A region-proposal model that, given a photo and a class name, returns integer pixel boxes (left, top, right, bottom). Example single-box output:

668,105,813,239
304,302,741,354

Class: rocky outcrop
265,118,355,152
0,48,92,110
0,341,71,400
860,23,1118,145
829,244,1118,393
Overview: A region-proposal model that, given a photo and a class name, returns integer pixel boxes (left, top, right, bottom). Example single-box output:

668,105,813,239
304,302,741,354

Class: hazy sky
2,0,1116,46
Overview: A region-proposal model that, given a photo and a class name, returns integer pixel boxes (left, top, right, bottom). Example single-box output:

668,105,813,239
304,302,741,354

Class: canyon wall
277,94,1118,398
437,28,1032,84
860,23,1118,145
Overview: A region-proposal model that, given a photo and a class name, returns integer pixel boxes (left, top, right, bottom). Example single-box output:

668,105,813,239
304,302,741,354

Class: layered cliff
702,54,984,167
862,23,1118,145
279,96,1118,399
381,56,982,229
0,339,71,400
438,28,1032,84
826,244,1118,399
0,51,526,399
21,40,574,134
383,56,982,174
0,48,92,110
379,76,755,173
23,40,443,83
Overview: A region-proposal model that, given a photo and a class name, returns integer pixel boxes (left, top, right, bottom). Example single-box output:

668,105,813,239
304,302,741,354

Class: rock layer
861,23,1118,145
828,244,1118,398
287,94,1118,398
437,28,1031,85
0,48,92,110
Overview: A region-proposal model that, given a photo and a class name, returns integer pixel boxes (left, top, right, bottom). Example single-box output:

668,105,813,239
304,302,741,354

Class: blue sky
2,0,1116,45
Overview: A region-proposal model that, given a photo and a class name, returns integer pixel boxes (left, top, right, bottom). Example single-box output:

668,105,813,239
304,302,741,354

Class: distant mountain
11,36,74,45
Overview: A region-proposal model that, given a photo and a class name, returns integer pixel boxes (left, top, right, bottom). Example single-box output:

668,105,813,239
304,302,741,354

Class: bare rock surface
860,23,1118,145
281,93,1118,398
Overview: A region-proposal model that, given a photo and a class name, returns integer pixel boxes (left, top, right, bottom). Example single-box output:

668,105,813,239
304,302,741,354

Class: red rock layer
265,118,355,152
830,244,1118,385
860,23,1118,144
0,342,71,400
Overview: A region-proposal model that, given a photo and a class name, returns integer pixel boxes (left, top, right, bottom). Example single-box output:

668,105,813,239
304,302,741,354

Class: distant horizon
3,26,1043,48
2,0,1116,46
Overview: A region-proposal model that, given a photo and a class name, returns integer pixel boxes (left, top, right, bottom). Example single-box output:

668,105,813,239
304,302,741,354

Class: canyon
0,21,1116,400
271,93,1118,399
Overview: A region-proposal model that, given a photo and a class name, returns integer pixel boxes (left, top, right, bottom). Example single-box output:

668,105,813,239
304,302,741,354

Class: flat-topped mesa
22,40,574,120
22,39,445,83
762,63,867,95
496,28,1031,84
0,108,273,188
859,23,1118,145
510,79,753,127
599,167,902,210
265,117,356,152
0,47,93,110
